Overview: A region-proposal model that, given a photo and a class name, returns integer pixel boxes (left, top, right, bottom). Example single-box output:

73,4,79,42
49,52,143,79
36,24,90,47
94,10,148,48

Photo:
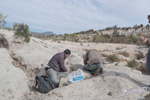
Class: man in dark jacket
140,15,150,75
45,49,71,87
83,50,103,75
140,15,150,87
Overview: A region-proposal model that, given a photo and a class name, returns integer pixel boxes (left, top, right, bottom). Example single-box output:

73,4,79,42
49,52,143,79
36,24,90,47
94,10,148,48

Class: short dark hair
148,15,150,18
64,49,71,55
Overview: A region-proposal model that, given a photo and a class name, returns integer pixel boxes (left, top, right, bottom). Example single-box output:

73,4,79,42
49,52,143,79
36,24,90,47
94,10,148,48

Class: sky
0,0,150,34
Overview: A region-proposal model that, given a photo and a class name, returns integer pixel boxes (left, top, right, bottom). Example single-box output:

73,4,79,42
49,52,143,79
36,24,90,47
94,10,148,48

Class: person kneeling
83,50,103,76
45,49,71,87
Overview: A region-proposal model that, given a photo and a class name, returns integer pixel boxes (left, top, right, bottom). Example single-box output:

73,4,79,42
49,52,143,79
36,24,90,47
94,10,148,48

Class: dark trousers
83,64,102,75
146,50,150,75
47,68,69,87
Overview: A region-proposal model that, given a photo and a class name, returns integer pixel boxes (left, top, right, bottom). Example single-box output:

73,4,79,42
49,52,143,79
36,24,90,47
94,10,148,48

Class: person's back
84,50,102,65
83,50,103,75
46,49,71,87
48,52,67,72
140,15,150,87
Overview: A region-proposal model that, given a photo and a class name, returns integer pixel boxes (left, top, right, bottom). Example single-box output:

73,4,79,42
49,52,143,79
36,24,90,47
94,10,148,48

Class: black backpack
35,76,55,93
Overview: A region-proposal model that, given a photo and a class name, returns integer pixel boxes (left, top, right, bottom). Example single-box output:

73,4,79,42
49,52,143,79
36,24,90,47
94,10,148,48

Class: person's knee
83,65,89,70
46,69,59,85
97,64,103,68
58,72,69,79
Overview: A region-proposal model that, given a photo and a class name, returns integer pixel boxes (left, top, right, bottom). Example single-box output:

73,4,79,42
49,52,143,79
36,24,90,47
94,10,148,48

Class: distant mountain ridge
31,31,57,36
43,31,57,36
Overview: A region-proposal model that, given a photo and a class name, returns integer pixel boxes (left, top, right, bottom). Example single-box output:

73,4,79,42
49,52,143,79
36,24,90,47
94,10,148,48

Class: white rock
0,48,29,100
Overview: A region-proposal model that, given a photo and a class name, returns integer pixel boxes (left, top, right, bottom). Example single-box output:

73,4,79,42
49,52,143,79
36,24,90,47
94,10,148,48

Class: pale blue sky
0,0,150,34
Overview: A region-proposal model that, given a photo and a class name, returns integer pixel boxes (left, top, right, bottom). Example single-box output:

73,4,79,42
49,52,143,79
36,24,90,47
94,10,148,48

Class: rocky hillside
0,29,150,100
39,25,150,44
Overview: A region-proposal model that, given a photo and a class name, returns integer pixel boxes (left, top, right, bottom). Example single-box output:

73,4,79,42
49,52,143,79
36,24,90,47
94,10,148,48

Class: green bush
127,60,138,68
13,22,19,31
14,23,31,43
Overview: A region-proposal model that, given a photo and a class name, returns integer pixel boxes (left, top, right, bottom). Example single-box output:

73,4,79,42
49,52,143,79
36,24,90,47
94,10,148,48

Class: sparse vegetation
106,54,119,62
13,22,19,31
119,51,129,57
0,34,9,49
80,42,83,46
0,13,7,29
136,63,147,74
31,24,150,45
127,60,138,68
14,23,31,43
137,51,145,60
57,41,61,43
116,47,122,50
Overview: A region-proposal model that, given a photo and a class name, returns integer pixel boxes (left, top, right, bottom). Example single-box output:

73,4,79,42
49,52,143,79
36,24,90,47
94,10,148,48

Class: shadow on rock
103,71,150,92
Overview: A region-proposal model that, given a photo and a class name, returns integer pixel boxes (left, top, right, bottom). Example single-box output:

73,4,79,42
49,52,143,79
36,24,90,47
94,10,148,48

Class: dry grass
137,51,145,60
106,54,119,62
116,47,122,50
119,51,129,57
135,63,147,75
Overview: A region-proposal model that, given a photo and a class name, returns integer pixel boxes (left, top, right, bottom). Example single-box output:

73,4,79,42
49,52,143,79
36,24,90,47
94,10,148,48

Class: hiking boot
99,68,103,74
59,77,68,87
94,68,103,76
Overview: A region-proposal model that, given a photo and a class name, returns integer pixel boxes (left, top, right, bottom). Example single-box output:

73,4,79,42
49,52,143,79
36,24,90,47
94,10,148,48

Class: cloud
0,0,150,34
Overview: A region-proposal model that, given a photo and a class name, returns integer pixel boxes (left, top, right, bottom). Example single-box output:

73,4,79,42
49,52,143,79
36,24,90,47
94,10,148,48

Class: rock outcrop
0,29,150,100
0,48,29,100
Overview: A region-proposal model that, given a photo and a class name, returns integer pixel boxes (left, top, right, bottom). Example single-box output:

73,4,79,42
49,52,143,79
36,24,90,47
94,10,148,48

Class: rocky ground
0,29,150,100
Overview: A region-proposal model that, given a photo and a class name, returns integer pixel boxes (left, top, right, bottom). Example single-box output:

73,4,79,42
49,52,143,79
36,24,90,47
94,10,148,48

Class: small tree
13,22,19,31
0,13,8,29
146,24,149,27
14,23,31,43
140,24,143,27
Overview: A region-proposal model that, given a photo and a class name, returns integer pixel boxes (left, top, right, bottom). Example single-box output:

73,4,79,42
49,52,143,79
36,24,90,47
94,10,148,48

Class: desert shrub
112,29,119,37
140,24,143,27
0,13,7,29
0,34,9,49
136,63,147,74
99,36,110,43
13,22,19,31
57,41,61,43
80,42,83,46
92,35,97,42
131,35,138,44
137,51,145,60
14,23,31,43
127,60,138,68
92,34,111,43
119,51,129,57
5,27,13,31
106,54,119,62
116,47,122,50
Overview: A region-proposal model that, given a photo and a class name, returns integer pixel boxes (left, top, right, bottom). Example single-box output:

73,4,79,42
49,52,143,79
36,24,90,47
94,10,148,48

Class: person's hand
143,38,148,44
140,36,148,44
67,69,70,73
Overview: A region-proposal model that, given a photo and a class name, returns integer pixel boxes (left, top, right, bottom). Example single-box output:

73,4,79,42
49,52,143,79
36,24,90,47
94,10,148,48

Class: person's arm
141,37,150,47
143,38,148,44
83,53,88,65
59,57,67,72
